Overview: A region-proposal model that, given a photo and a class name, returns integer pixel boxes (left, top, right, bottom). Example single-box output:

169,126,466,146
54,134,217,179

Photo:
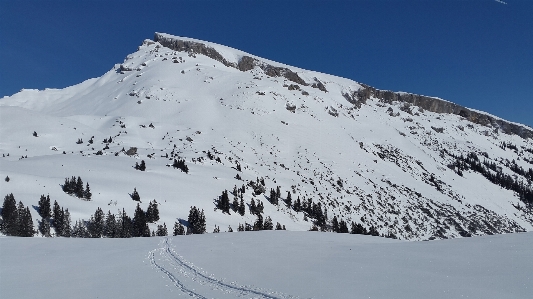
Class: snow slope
2,232,532,299
1,33,532,240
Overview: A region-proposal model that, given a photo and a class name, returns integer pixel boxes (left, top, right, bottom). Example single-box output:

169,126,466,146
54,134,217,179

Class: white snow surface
2,232,532,299
1,33,533,241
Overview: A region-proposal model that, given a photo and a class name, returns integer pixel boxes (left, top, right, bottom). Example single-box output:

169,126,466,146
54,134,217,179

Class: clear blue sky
1,0,532,127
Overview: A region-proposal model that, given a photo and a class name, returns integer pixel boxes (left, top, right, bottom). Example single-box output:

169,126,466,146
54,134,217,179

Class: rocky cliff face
345,85,533,139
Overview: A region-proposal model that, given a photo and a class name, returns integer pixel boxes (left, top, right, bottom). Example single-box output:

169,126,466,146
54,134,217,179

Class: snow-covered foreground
2,232,532,299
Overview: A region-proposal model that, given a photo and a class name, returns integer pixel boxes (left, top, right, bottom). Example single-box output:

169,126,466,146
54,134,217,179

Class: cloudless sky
1,0,532,127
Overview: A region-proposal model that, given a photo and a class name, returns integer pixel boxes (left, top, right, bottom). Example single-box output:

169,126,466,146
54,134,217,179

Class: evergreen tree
104,211,117,238
232,195,239,213
156,223,168,236
249,198,257,215
38,217,51,237
1,193,18,235
276,186,281,201
213,225,220,233
131,188,141,202
38,194,51,218
285,191,292,208
237,223,245,231
187,206,206,234
293,196,301,212
16,204,35,237
118,209,132,238
132,203,149,237
62,209,72,237
146,200,160,223
238,197,246,216
88,207,105,238
75,176,84,198
332,216,339,233
173,221,185,236
228,225,233,232
4,176,10,182
139,160,146,171
72,220,88,238
84,183,92,201
275,222,283,230
52,201,63,235
263,216,273,230
216,190,230,214
339,219,349,233
253,214,263,231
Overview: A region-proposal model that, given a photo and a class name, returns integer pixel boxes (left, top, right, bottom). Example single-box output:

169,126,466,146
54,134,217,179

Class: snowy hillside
1,32,532,240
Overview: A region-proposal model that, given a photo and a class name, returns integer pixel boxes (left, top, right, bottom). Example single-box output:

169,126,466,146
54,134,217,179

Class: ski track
149,237,304,299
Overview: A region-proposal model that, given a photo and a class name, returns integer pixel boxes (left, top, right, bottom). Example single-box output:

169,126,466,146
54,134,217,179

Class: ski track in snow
149,237,303,299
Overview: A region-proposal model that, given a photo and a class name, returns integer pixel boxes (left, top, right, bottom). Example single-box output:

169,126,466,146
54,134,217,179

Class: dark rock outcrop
154,33,308,86
347,85,533,139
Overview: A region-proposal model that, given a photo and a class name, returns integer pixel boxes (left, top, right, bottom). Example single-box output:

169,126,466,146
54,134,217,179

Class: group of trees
62,176,92,200
1,194,34,237
448,151,533,206
134,160,146,171
187,206,206,234
172,159,189,173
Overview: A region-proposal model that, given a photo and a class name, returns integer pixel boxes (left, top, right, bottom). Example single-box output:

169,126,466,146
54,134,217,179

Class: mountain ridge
1,32,532,240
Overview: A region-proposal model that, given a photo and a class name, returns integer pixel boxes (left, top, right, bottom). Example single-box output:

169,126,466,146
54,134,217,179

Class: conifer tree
238,197,245,216
249,198,257,215
131,188,140,201
1,193,18,235
62,209,72,237
156,223,168,236
132,203,149,237
217,190,230,214
104,211,117,238
84,183,92,201
146,200,160,222
38,194,51,218
75,176,84,198
173,221,185,236
253,214,263,231
275,222,283,230
332,216,339,233
232,195,239,213
285,191,292,208
263,216,273,230
38,217,51,237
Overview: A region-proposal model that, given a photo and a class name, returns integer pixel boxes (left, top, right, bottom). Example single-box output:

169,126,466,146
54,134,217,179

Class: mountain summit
1,32,532,240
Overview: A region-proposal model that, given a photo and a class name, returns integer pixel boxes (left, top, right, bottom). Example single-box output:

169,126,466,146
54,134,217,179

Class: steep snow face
1,33,532,240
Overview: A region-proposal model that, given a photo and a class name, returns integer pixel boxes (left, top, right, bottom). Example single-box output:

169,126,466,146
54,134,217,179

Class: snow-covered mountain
1,32,532,240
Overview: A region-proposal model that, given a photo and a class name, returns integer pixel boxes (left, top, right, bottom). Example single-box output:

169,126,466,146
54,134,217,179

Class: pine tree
217,190,230,214
38,194,51,218
139,160,146,171
156,223,168,236
263,216,273,230
339,219,349,233
84,183,92,200
293,196,301,212
62,209,72,237
104,211,117,238
132,203,149,237
17,204,34,237
332,216,339,233
146,200,160,223
275,222,282,230
52,201,63,234
88,207,104,238
38,217,51,237
285,191,292,208
131,188,140,201
173,221,185,236
238,197,245,216
119,209,132,238
253,214,263,231
249,198,257,215
1,193,18,235
232,195,239,213
75,176,84,198
187,206,206,234
228,225,233,232
4,176,10,182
